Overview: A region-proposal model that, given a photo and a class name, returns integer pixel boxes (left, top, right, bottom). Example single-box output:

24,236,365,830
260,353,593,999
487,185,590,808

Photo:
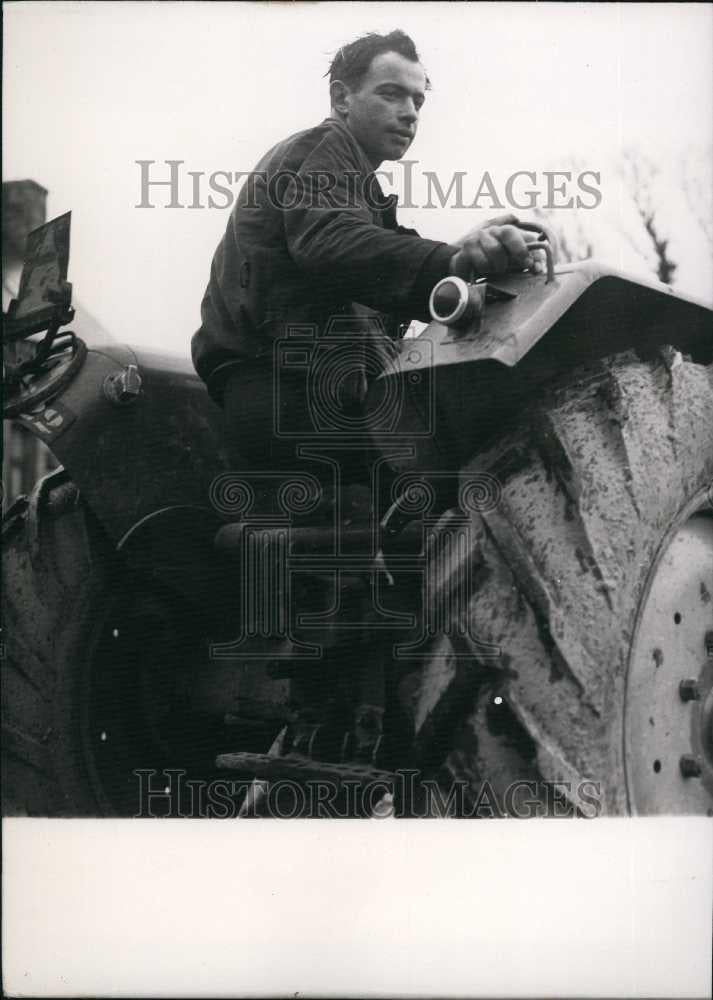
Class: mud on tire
417,349,713,816
2,469,116,815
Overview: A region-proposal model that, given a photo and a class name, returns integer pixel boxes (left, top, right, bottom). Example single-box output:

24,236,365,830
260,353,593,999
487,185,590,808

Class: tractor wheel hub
625,510,713,814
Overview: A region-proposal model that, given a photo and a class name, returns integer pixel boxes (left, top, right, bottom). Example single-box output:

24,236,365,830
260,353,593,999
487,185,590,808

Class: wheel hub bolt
679,754,703,779
679,678,701,702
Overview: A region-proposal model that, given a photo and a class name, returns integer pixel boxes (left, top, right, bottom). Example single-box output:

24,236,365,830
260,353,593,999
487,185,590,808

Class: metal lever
502,221,555,284
524,240,554,284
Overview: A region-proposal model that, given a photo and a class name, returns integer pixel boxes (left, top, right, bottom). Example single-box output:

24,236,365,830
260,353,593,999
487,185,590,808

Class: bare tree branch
618,148,677,284
681,146,713,247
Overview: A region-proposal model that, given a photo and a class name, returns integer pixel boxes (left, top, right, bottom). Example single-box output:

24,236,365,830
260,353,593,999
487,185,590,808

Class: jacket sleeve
283,133,458,322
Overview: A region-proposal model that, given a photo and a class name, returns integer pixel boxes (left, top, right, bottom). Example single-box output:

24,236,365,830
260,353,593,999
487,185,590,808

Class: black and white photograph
2,2,712,996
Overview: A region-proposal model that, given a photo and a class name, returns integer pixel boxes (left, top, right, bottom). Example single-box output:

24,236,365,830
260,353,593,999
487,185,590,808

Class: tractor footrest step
215,751,397,789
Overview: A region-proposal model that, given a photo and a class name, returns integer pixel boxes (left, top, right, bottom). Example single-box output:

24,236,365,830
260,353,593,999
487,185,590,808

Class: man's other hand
449,214,551,280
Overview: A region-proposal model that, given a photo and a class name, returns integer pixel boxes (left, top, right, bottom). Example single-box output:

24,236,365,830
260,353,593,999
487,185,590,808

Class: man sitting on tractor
191,29,539,471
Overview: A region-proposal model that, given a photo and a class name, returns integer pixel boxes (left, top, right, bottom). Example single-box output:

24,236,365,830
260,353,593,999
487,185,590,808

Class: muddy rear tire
2,468,219,816
2,470,114,814
417,348,713,816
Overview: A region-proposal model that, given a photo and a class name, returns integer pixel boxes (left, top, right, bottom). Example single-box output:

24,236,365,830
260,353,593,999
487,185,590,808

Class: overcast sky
4,1,712,354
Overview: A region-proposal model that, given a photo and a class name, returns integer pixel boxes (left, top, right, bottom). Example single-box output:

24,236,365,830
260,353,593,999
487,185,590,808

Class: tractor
3,212,712,817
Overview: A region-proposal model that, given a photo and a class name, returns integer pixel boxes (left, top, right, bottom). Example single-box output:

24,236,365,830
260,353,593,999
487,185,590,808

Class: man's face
338,51,427,167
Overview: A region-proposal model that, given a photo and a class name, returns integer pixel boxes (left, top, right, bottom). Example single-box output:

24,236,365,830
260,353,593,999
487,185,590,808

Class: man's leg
223,362,310,471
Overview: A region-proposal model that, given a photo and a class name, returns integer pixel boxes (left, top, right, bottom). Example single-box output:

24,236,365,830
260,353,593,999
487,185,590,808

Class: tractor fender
397,260,713,374
370,262,713,473
115,503,234,631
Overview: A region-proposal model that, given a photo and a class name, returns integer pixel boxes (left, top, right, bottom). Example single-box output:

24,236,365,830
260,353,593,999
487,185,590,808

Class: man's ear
329,80,350,117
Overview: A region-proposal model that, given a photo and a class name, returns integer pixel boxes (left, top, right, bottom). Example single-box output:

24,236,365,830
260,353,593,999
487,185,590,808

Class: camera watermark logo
273,319,435,440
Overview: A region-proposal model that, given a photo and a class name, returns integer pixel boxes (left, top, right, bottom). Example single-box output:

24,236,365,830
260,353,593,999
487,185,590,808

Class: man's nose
398,100,418,125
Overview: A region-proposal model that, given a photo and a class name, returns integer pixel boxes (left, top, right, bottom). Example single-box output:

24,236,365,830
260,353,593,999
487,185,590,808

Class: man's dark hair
327,30,430,91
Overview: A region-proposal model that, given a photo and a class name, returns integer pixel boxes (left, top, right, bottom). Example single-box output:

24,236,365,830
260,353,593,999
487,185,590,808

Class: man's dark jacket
191,116,459,403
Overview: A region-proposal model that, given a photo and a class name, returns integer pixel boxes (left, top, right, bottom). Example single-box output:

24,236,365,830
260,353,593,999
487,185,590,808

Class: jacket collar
324,115,375,176
323,116,399,216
